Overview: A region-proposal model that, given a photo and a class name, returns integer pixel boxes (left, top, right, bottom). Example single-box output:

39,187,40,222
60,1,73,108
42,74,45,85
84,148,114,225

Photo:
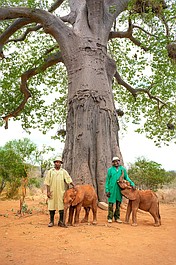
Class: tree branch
160,15,170,38
0,7,72,54
102,0,130,35
109,29,149,51
86,0,104,34
60,11,76,25
48,0,65,12
128,35,149,52
0,7,70,37
0,7,49,23
114,70,137,98
10,0,66,41
2,51,63,129
132,24,157,37
0,18,33,57
114,70,167,108
7,24,42,44
109,19,151,51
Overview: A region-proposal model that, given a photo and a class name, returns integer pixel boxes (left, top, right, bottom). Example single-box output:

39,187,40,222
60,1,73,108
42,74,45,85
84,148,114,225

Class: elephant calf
63,184,98,226
118,180,161,227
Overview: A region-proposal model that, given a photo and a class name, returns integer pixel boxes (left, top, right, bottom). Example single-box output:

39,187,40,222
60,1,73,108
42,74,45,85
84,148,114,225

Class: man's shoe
48,222,54,227
108,219,112,223
115,218,123,223
58,221,67,228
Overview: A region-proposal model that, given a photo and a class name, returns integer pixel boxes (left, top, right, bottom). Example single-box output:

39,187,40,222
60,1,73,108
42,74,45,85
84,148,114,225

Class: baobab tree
0,0,175,201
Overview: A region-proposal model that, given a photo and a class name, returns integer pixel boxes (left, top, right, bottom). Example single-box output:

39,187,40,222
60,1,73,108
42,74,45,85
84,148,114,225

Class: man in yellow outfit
44,157,74,227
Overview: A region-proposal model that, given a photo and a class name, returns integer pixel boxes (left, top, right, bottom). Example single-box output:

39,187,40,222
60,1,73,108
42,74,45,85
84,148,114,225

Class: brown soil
0,194,176,265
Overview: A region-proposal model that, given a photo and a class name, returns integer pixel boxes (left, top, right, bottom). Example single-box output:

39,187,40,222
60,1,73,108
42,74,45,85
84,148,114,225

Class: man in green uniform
105,156,135,223
44,157,74,227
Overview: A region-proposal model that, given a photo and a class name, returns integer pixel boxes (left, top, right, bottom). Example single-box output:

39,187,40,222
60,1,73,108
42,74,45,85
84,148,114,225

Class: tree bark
62,37,122,201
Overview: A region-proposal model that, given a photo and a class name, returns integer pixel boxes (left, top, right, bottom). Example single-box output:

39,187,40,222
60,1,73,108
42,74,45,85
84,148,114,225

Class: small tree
127,157,172,190
0,146,27,196
0,138,41,195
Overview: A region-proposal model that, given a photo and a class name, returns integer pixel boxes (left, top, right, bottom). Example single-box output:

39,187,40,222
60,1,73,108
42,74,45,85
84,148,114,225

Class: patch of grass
157,188,176,203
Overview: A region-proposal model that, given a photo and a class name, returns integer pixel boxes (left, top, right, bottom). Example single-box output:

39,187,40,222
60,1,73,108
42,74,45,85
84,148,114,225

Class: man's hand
70,182,75,188
106,192,110,198
131,186,136,190
47,191,52,198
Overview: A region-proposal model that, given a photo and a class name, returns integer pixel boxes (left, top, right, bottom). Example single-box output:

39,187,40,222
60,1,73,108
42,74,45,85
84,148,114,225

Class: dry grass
156,188,176,203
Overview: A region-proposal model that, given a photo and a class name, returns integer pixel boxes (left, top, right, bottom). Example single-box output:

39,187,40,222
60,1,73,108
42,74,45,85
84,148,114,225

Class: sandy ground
0,194,176,265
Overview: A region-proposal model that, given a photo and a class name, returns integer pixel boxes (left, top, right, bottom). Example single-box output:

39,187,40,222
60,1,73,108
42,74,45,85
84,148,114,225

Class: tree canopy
0,0,175,144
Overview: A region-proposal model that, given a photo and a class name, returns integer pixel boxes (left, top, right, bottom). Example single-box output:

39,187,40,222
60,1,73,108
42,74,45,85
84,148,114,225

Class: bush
28,177,42,189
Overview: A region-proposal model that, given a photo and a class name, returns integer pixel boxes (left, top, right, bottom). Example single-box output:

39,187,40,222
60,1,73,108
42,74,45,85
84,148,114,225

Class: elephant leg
74,204,82,225
92,202,97,225
67,206,75,226
149,204,161,226
81,207,90,223
131,201,139,226
124,200,132,224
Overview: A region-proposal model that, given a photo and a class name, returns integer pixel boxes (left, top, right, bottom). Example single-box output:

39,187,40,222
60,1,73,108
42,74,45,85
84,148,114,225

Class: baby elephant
63,184,97,226
118,180,161,226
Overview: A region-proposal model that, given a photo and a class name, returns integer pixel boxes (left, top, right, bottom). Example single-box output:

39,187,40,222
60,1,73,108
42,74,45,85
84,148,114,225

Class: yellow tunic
44,167,73,211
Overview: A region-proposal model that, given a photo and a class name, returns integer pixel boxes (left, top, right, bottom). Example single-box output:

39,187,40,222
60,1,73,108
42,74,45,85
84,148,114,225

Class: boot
48,210,55,227
58,210,66,227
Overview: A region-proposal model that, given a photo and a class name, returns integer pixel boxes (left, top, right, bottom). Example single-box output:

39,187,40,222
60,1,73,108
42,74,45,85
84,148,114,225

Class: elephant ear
72,186,84,206
121,188,137,200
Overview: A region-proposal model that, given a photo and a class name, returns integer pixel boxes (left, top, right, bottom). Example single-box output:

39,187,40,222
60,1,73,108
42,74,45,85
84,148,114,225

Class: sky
0,120,175,171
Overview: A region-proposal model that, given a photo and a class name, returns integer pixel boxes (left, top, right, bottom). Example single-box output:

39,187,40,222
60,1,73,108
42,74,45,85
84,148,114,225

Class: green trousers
107,201,121,220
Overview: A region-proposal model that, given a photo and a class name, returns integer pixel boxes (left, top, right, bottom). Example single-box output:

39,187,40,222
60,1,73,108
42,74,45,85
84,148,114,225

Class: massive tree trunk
62,35,122,201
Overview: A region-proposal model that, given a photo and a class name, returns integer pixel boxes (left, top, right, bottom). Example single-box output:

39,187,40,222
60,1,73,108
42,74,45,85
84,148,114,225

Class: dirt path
0,196,176,265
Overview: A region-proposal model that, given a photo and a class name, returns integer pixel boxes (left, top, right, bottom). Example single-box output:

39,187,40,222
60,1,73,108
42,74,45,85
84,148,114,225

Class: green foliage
0,0,175,146
4,138,37,163
0,25,67,131
0,145,27,193
109,0,176,145
0,137,56,196
127,157,173,190
109,5,117,14
165,170,176,188
21,202,32,214
28,177,41,188
0,138,55,198
0,0,49,9
0,138,41,195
